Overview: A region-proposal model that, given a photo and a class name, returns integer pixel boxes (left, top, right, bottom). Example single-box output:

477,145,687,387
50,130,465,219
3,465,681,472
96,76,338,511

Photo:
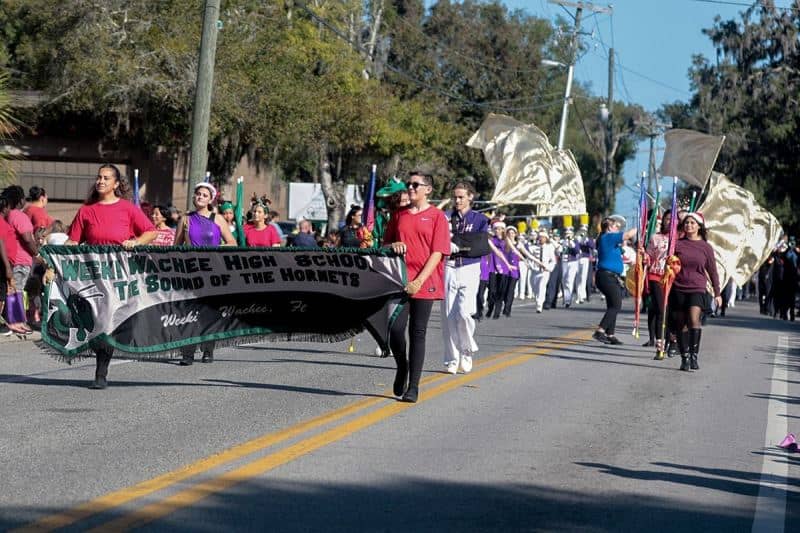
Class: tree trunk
319,141,346,234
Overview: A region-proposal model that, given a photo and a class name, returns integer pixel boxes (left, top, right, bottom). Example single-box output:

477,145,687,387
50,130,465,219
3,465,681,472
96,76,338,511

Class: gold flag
658,129,725,188
700,172,783,286
536,149,586,216
467,113,586,209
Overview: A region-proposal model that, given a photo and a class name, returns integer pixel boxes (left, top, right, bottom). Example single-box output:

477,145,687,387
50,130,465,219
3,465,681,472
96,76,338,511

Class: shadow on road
0,478,762,532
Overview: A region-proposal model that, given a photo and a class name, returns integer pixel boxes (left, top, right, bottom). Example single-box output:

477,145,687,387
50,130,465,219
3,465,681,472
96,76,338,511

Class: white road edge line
751,335,790,533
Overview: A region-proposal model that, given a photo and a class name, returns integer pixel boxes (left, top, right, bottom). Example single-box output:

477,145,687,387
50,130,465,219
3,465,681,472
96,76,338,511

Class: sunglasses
406,181,428,190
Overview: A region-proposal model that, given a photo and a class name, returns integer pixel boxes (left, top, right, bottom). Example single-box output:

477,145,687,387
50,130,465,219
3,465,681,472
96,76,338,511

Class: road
0,298,797,532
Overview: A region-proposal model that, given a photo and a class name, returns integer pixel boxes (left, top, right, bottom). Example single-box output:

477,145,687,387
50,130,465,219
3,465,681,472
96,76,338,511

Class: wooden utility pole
187,0,221,211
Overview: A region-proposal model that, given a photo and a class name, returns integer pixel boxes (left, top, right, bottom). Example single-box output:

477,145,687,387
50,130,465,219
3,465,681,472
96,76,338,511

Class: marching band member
442,182,488,374
529,230,557,313
560,226,581,307
575,225,594,304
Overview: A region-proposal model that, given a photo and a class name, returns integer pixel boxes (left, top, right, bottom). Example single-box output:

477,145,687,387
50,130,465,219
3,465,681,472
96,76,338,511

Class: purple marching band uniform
560,233,581,307
442,209,488,373
577,234,595,303
486,235,510,318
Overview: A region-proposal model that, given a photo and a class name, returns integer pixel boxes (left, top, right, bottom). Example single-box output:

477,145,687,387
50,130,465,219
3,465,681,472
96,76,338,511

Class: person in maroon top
384,170,450,403
65,164,157,389
670,212,721,371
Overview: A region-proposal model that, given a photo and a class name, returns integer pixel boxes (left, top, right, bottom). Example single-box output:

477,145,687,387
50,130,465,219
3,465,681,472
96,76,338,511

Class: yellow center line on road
13,330,588,533
87,331,591,532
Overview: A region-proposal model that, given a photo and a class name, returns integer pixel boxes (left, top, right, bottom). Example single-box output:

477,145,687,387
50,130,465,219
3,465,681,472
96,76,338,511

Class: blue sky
498,0,761,217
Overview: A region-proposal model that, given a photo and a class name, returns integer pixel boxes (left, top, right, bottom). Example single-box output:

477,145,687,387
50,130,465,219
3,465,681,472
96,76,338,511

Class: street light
541,58,572,151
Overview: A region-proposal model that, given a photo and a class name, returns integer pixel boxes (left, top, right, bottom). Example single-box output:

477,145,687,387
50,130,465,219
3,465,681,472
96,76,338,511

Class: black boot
180,347,194,366
393,353,408,397
90,348,112,389
689,328,702,370
678,330,690,371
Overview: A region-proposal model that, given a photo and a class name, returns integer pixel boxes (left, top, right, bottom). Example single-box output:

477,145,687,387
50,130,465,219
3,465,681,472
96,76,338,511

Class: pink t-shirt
68,199,155,245
244,224,281,247
384,206,450,300
7,209,34,267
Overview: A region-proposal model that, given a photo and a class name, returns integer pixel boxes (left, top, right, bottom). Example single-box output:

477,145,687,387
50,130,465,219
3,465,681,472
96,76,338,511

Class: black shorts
669,290,705,311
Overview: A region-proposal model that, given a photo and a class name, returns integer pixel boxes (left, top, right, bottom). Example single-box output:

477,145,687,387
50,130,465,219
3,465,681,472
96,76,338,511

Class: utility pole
187,0,221,211
603,47,614,214
549,1,612,151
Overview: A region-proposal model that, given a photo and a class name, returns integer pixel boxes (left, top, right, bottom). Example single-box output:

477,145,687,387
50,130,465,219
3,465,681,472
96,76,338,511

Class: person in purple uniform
486,222,508,319
474,253,491,321
501,226,524,317
670,212,721,371
174,182,236,365
442,182,489,374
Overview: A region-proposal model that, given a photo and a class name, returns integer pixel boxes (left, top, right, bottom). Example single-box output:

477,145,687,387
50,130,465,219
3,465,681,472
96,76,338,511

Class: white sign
288,183,364,221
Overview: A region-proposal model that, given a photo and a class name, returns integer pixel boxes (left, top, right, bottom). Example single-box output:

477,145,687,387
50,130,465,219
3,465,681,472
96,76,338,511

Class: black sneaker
0,324,11,336
606,335,624,345
592,330,611,344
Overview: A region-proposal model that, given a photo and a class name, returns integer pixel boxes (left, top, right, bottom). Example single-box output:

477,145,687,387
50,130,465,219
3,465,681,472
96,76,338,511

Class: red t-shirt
0,215,19,268
384,205,450,300
68,199,155,245
24,205,53,230
244,224,281,247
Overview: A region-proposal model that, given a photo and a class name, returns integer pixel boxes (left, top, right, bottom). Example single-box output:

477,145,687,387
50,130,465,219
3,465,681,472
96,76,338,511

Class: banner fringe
37,329,365,363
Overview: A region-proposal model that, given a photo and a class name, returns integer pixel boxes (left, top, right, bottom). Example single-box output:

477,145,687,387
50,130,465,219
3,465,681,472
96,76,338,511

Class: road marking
13,331,586,533
751,335,790,533
88,331,590,532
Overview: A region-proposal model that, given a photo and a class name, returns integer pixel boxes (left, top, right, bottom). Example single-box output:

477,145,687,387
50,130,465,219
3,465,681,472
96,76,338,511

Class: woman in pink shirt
66,164,157,389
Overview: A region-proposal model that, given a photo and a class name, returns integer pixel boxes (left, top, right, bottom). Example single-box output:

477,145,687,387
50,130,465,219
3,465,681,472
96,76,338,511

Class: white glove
450,242,460,254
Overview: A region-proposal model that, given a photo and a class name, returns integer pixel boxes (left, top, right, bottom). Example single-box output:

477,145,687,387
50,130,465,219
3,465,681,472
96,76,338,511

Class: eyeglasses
406,181,427,190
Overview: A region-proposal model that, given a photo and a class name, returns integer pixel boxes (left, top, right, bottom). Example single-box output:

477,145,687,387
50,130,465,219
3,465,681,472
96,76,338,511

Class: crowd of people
4,164,794,398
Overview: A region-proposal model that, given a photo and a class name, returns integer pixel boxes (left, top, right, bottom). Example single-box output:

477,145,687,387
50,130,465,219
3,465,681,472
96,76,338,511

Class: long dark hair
600,217,616,235
86,164,130,204
681,216,708,241
659,209,672,233
345,205,362,227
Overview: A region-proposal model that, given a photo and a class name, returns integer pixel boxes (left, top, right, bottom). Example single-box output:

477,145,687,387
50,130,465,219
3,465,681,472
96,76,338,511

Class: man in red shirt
23,186,54,230
384,170,450,403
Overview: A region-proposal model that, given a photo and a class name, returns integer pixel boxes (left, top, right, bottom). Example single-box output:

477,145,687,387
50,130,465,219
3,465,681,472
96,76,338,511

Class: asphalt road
0,297,797,532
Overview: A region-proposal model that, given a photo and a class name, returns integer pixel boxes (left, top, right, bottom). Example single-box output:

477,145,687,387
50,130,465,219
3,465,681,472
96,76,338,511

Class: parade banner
39,246,407,360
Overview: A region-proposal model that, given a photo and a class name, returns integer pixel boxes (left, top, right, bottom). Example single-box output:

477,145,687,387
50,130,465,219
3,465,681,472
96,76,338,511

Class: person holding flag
593,215,638,345
645,210,672,359
670,212,721,371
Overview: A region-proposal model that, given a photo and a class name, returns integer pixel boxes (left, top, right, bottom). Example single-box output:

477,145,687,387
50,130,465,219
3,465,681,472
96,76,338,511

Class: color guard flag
658,129,725,189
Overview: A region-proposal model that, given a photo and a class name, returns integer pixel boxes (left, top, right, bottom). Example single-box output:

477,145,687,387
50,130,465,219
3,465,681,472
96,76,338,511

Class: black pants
389,299,434,393
546,261,563,308
646,280,667,340
475,279,489,316
596,270,622,335
487,273,509,317
502,278,517,317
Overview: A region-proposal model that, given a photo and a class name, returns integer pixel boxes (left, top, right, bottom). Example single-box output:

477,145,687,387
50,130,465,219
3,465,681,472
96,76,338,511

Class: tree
660,0,800,233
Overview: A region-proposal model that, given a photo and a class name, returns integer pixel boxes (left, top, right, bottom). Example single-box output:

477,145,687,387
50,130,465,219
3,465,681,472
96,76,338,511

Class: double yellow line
15,330,589,532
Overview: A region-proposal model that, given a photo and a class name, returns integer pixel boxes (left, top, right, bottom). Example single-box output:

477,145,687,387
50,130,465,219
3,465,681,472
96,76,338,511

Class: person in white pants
529,230,557,312
515,233,533,299
442,182,489,374
575,225,594,304
560,227,581,307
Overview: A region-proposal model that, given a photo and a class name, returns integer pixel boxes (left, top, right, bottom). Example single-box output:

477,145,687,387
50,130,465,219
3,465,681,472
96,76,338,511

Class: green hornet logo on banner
38,246,407,360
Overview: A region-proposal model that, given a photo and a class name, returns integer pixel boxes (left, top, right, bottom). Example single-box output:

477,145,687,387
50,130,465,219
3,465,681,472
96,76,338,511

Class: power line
691,0,800,11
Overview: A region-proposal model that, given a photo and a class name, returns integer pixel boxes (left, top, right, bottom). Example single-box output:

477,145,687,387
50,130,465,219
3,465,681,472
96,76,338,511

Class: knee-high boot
678,330,690,371
91,347,113,389
689,328,702,370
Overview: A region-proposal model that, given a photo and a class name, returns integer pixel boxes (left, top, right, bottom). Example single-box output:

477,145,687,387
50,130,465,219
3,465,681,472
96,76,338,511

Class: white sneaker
446,361,459,374
459,354,473,374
